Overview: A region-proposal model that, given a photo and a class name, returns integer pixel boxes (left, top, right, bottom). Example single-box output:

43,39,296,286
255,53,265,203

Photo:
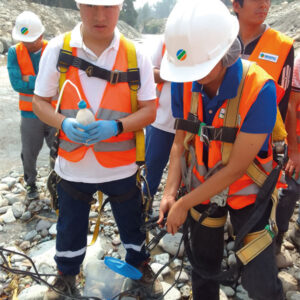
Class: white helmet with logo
160,0,239,82
75,0,123,5
12,11,45,43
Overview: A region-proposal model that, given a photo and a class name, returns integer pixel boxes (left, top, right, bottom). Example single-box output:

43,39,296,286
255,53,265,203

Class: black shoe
26,184,39,200
44,274,80,300
122,262,163,299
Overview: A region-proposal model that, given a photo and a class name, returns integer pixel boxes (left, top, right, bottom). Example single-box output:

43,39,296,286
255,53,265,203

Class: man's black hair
233,0,244,7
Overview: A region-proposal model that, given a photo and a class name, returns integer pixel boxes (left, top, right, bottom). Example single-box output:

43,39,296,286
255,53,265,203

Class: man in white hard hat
158,0,284,299
33,1,162,299
232,0,297,270
7,11,54,201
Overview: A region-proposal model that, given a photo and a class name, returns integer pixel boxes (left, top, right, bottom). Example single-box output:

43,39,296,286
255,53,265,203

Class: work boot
26,183,39,200
122,262,163,299
289,223,300,250
43,274,80,300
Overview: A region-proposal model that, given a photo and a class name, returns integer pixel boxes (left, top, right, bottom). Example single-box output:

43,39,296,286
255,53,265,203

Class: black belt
175,118,238,144
57,49,141,89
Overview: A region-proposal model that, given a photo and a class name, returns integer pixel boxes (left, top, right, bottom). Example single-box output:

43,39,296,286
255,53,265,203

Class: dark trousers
55,173,149,275
20,117,55,185
144,125,175,197
187,203,284,300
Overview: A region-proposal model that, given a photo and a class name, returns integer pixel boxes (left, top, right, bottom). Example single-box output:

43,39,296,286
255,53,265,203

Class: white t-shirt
35,23,156,183
150,37,175,133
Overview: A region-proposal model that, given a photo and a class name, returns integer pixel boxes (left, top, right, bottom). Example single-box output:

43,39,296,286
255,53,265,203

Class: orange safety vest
15,40,48,111
183,63,274,209
155,43,166,108
58,36,136,168
249,28,293,102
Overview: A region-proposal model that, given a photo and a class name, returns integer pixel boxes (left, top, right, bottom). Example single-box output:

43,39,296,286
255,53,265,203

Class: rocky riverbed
0,166,300,299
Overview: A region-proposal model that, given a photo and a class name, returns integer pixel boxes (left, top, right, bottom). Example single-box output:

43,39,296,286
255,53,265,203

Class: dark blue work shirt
171,58,277,157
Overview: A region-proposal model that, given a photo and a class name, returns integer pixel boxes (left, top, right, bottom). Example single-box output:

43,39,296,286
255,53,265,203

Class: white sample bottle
76,100,94,125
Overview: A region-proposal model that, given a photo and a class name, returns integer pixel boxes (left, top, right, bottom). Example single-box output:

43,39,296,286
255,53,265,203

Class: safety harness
177,60,279,269
47,32,151,245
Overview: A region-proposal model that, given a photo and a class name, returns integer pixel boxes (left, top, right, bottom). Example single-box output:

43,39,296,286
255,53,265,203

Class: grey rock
18,284,48,300
159,232,184,257
0,183,9,191
161,282,181,300
174,270,189,283
154,253,170,265
286,291,300,300
221,285,235,297
220,288,229,300
40,229,48,237
226,241,235,251
49,223,57,235
36,219,52,232
5,193,20,205
180,285,191,298
1,207,16,223
0,206,9,214
19,241,31,251
0,194,8,207
20,211,31,221
112,237,121,246
1,177,17,188
89,211,98,218
151,262,170,276
228,253,237,267
12,201,26,218
24,230,38,241
278,271,298,294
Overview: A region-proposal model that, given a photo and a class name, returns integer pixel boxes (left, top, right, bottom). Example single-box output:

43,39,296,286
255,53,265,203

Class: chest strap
57,49,141,88
175,118,238,144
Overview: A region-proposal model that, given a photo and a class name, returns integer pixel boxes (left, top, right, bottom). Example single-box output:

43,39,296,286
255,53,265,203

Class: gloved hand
84,120,118,145
61,118,89,144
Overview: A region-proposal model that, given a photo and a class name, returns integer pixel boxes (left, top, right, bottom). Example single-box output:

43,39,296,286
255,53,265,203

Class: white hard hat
160,0,239,83
12,11,45,43
75,0,123,5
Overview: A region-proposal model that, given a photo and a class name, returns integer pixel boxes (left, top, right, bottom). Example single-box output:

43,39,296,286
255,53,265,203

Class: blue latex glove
61,118,89,144
84,120,118,145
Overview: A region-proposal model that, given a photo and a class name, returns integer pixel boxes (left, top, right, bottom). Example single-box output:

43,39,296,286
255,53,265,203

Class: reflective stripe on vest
16,41,48,111
58,34,137,168
182,62,275,209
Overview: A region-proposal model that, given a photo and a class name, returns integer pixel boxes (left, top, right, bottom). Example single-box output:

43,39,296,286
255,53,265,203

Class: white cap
75,0,123,5
160,0,239,83
12,11,45,43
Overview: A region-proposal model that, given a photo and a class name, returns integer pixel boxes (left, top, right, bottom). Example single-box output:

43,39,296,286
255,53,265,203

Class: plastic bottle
76,100,94,125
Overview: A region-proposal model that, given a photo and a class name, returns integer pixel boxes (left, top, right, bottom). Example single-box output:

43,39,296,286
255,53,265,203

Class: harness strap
57,49,141,87
60,179,96,205
189,208,227,228
175,119,237,144
236,229,273,265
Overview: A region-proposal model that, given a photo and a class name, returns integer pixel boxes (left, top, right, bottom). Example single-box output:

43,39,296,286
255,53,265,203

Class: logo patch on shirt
258,52,278,63
219,108,226,119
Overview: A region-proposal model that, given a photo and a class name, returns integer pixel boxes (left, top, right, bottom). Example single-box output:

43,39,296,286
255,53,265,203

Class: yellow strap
59,31,72,92
89,191,103,246
122,35,145,164
183,92,199,151
272,107,287,142
190,207,227,228
236,229,273,265
221,60,251,165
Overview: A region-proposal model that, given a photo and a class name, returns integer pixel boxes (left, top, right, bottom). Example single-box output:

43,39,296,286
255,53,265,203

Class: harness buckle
199,125,213,146
85,66,94,77
110,70,120,84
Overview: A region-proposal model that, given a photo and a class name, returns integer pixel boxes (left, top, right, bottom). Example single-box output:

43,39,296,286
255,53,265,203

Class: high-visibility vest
183,63,274,209
249,28,293,83
249,28,294,142
58,35,137,168
15,40,48,111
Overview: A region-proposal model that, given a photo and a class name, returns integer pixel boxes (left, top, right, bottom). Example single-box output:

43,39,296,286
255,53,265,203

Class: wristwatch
116,120,124,136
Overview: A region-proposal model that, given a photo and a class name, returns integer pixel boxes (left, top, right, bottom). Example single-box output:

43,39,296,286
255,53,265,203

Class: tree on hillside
153,0,176,19
120,0,138,27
